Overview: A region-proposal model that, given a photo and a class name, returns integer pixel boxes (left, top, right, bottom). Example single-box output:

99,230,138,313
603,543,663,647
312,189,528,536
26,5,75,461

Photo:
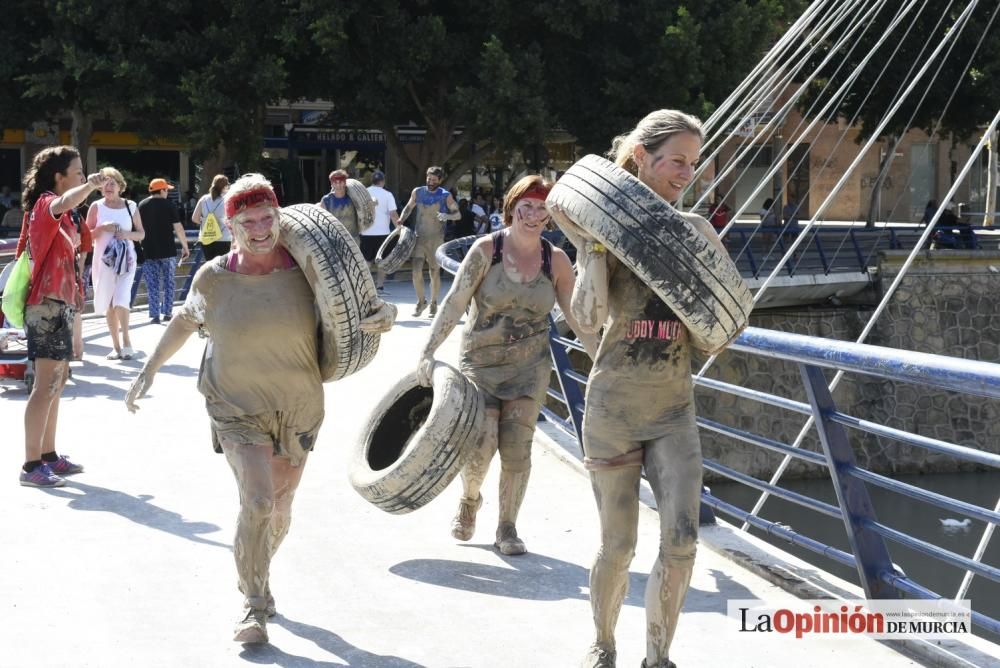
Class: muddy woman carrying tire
124,174,395,645
408,175,597,556
554,110,751,668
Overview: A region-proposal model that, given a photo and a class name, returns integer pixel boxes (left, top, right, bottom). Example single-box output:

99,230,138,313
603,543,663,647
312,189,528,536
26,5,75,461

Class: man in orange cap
138,178,190,324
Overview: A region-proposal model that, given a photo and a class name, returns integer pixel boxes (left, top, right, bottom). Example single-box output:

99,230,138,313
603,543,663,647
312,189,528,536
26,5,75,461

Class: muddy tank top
178,259,323,418
413,186,450,241
321,193,359,239
584,255,693,440
460,231,555,402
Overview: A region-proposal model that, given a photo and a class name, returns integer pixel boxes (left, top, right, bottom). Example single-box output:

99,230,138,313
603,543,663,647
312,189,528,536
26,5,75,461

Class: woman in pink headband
125,174,395,644
417,175,597,556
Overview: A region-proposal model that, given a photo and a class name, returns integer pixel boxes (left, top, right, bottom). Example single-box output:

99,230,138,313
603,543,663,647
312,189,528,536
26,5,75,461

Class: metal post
546,315,586,444
849,229,865,271
178,247,205,302
799,363,899,598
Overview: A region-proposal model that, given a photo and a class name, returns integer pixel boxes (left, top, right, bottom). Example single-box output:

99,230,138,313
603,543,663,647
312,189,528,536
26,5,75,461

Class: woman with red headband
125,173,395,644
416,175,596,555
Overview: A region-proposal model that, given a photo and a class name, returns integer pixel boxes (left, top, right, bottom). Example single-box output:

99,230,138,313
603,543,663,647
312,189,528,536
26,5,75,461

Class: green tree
302,0,802,188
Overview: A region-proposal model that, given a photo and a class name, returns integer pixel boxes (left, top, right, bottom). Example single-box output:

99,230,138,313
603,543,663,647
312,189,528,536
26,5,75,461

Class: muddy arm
551,248,598,359
570,242,609,335
125,315,198,413
397,189,418,225
416,239,491,385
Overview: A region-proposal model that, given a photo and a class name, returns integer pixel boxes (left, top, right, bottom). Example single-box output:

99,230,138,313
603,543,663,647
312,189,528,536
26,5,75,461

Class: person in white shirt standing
364,170,400,292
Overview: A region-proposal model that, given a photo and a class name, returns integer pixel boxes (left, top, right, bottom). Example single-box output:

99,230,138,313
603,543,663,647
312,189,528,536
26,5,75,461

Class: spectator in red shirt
709,193,731,233
18,146,107,488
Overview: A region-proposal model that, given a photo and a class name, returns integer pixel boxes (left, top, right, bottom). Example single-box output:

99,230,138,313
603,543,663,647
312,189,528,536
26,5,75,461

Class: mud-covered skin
575,250,701,667
586,407,701,667
125,254,323,634
222,441,308,621
399,185,459,304
419,232,569,551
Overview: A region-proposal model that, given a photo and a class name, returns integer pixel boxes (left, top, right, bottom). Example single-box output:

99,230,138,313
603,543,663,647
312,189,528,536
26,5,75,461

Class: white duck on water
939,518,972,528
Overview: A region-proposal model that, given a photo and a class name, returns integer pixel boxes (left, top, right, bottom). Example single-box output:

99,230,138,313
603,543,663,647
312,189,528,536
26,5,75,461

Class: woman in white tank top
85,167,145,360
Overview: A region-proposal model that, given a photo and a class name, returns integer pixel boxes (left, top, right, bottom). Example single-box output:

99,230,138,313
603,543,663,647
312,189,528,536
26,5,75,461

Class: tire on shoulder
279,203,380,381
347,179,376,233
350,363,486,514
546,154,753,352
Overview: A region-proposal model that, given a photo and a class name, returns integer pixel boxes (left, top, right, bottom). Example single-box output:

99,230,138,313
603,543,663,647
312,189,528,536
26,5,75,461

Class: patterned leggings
143,257,176,319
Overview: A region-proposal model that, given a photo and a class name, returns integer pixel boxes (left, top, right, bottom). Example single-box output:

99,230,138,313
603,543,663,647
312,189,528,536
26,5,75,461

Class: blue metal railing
548,323,1000,636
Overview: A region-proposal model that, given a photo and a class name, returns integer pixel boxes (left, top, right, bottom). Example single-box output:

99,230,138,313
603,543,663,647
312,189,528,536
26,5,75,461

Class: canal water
709,471,1000,639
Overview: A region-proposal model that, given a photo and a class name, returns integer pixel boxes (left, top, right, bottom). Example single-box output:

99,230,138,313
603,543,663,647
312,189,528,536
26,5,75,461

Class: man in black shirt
139,178,190,324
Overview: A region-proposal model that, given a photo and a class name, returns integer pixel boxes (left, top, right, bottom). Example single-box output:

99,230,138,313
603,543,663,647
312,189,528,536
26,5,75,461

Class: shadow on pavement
389,545,654,607
43,480,230,549
683,568,758,613
238,615,426,668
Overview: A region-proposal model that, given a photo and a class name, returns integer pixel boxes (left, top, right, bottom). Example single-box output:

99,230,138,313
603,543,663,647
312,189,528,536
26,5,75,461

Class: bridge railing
547,323,1000,636
728,225,938,278
435,235,1000,637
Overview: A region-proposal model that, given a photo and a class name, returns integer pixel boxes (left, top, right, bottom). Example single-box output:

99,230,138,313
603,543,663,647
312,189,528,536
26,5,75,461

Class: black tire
547,154,752,352
279,203,380,382
347,179,376,233
375,225,416,275
350,363,486,514
434,234,482,276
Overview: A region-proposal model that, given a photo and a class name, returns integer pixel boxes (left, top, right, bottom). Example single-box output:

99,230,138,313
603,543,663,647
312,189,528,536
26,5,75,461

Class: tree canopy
1,0,805,187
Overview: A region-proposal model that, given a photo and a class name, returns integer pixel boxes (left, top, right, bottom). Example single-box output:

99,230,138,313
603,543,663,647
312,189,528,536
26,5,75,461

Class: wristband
585,241,607,254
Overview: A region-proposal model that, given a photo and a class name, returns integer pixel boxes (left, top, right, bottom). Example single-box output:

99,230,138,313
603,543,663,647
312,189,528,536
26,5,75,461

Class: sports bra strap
490,230,553,279
490,230,505,266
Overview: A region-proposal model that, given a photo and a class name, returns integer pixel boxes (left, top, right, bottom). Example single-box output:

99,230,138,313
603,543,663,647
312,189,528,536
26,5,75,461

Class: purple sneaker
20,464,66,488
48,455,84,475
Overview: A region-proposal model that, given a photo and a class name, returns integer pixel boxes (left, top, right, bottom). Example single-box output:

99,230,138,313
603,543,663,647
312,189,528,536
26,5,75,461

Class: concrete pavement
0,278,986,667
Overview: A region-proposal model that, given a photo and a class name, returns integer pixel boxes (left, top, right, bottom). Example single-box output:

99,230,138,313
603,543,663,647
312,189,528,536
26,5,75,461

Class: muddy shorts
25,298,75,362
210,402,325,467
359,234,388,262
411,236,442,266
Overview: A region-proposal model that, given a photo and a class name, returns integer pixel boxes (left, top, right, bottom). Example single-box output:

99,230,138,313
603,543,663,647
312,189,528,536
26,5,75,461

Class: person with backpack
17,145,106,487
192,174,231,260
415,175,596,556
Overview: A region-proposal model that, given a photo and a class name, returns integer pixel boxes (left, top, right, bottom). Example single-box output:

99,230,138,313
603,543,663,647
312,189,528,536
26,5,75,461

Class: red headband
225,188,279,219
518,184,551,201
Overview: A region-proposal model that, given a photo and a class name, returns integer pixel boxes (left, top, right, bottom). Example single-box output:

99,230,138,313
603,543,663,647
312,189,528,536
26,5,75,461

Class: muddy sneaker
265,592,276,618
580,642,616,668
19,463,66,488
233,607,268,644
450,494,483,541
48,455,84,476
428,301,438,317
495,522,527,556
412,300,427,317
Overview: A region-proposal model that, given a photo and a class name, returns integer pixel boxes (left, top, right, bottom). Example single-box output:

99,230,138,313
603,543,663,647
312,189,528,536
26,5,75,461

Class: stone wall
695,250,1000,481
